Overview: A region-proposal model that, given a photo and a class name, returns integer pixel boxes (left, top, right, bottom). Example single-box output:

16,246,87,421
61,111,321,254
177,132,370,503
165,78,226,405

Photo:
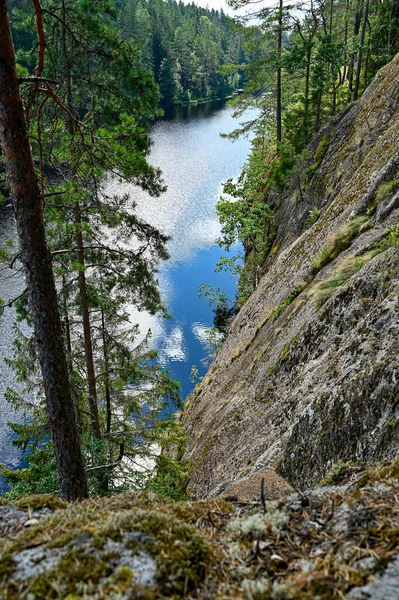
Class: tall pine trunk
276,0,283,144
0,0,88,501
74,200,101,439
353,0,370,100
348,0,363,92
60,0,101,440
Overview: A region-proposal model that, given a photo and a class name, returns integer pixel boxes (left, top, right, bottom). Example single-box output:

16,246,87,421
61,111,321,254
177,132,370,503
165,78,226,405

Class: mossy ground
1,460,399,599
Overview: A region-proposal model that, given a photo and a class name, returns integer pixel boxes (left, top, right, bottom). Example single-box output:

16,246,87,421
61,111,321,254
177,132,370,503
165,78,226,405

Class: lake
0,99,255,490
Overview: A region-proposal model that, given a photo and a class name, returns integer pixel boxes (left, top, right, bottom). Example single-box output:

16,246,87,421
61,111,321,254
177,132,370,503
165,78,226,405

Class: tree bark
101,307,112,435
276,0,283,144
75,201,101,439
0,0,88,501
59,0,101,440
353,0,370,100
348,0,363,92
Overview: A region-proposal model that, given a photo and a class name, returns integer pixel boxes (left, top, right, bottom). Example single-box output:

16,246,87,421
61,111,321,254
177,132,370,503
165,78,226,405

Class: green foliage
272,284,306,321
304,207,321,229
377,223,399,251
375,178,399,204
314,135,331,164
217,193,273,253
118,0,244,106
189,365,202,385
198,284,238,333
202,327,224,366
1,447,58,499
1,0,188,500
215,0,399,312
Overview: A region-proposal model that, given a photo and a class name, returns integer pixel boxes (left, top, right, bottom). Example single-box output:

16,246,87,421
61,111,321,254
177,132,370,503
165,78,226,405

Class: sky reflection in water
0,100,255,489
106,100,256,398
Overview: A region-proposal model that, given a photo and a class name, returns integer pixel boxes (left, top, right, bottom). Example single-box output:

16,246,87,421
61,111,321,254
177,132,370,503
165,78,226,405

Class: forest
8,0,244,107
0,0,399,503
215,0,399,304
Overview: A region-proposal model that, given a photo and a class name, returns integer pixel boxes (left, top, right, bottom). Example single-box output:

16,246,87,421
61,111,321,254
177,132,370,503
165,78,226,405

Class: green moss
0,501,213,599
375,178,399,204
311,245,332,270
98,510,211,594
310,215,371,272
314,134,331,164
271,282,307,321
317,461,361,486
15,494,67,511
375,223,399,252
304,207,321,230
305,135,331,184
309,249,379,307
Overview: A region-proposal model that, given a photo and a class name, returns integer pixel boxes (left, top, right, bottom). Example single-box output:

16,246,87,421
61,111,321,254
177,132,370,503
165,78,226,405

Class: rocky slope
183,52,399,498
1,460,399,599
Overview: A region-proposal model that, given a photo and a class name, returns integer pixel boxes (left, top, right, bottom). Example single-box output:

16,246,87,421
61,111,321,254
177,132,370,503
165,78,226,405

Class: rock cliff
183,52,399,499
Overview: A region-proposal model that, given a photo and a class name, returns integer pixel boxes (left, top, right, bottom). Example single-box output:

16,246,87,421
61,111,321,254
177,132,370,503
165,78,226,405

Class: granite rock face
183,53,399,498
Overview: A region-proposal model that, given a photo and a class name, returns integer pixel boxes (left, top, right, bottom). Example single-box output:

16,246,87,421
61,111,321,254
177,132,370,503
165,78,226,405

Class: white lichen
242,577,270,600
228,503,289,539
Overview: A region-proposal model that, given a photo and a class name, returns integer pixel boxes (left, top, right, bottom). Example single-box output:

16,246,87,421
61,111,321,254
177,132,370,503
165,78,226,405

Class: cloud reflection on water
106,102,256,397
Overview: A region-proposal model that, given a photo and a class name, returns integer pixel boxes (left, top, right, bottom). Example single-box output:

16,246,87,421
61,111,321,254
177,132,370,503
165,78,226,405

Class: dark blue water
108,99,256,399
155,245,238,399
0,99,255,490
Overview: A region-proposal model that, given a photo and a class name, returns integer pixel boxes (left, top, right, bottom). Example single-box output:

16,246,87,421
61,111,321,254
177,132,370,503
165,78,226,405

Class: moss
270,240,281,256
229,347,242,363
375,178,399,204
0,500,213,599
360,457,399,486
3,455,399,599
271,282,307,321
304,207,321,230
317,461,362,486
15,494,67,511
171,499,233,525
279,346,290,362
310,245,332,270
96,510,211,594
309,250,379,307
314,134,331,164
310,215,371,272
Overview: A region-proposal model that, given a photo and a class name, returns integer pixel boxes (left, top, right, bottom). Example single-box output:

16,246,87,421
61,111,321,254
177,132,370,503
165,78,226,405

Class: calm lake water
0,99,255,490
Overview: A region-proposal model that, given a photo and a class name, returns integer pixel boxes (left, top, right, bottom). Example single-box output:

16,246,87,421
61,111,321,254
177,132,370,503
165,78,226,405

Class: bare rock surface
211,468,293,502
183,52,399,498
347,555,399,599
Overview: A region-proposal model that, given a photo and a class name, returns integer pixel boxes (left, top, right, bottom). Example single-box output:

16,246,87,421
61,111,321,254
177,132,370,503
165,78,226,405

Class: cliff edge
183,53,399,498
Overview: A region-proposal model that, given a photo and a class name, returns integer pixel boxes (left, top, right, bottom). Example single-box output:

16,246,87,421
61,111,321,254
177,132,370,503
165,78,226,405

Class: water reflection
106,101,255,398
0,100,255,488
0,205,30,488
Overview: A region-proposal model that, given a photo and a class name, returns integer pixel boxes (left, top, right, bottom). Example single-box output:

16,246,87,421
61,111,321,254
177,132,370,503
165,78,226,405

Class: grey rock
12,546,67,581
183,50,399,498
206,480,231,499
102,541,156,587
348,555,399,599
0,505,50,536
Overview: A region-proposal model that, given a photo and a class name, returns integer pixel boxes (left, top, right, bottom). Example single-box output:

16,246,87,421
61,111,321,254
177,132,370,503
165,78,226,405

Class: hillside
183,52,399,498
